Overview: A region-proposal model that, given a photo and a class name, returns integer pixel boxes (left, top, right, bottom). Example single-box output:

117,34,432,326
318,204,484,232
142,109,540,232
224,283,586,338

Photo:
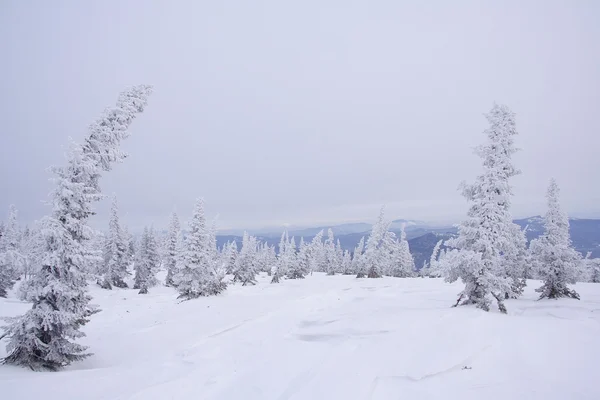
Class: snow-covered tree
288,237,309,279
165,212,182,286
363,206,391,279
1,85,152,370
341,250,352,275
223,241,238,275
502,223,528,298
390,227,415,277
134,227,151,293
352,236,366,277
584,255,600,283
324,229,338,275
100,196,129,289
421,239,443,277
308,230,325,273
264,244,278,276
19,223,45,284
530,179,582,300
174,199,226,298
0,205,25,297
273,231,297,283
124,227,136,265
335,239,344,274
133,226,159,294
233,232,258,285
272,231,288,283
442,104,520,313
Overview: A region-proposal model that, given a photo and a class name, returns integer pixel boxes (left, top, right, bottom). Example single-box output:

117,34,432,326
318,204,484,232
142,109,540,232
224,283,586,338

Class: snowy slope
1,275,599,400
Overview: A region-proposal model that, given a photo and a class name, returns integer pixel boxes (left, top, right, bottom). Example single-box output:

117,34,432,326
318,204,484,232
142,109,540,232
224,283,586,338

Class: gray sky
1,1,599,232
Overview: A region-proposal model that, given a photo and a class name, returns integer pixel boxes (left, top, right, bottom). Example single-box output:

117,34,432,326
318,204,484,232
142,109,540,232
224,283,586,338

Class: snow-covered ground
1,274,599,400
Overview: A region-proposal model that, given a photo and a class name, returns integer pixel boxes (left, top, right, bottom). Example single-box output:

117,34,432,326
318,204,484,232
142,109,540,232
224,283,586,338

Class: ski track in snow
1,274,600,400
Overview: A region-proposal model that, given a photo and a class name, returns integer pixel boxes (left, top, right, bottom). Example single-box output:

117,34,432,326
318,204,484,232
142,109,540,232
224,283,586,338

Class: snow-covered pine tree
287,236,308,279
20,224,44,283
165,212,181,286
335,239,344,274
146,226,160,287
380,231,397,276
585,256,600,283
125,227,136,265
308,230,324,274
174,199,226,298
133,227,151,294
208,219,222,275
0,205,25,297
421,239,443,277
502,223,528,298
398,227,415,277
352,236,366,277
442,104,520,313
100,196,129,289
234,232,258,285
255,242,272,275
272,231,288,283
363,206,391,278
129,233,156,292
1,85,152,370
530,179,582,299
265,244,278,276
390,227,415,277
341,250,352,275
288,236,298,270
224,241,238,275
324,229,337,275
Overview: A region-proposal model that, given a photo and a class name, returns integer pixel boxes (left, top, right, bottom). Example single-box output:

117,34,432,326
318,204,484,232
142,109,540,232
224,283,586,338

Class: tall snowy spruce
362,206,391,279
272,231,297,283
100,196,129,289
1,85,152,370
287,237,310,279
165,212,182,286
223,241,238,274
233,232,258,285
324,229,338,275
352,237,366,277
530,179,582,300
308,230,325,273
0,205,25,297
442,104,522,313
390,227,415,277
175,199,226,298
133,226,160,294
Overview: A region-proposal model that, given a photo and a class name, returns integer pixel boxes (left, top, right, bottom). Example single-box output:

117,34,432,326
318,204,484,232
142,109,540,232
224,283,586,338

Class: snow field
1,274,599,400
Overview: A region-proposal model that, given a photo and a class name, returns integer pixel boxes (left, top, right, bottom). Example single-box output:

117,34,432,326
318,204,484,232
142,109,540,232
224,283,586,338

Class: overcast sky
1,1,599,232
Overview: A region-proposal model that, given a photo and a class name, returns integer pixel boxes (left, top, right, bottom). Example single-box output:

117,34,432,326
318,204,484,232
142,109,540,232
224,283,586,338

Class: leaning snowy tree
530,179,582,300
1,86,152,370
100,195,129,289
442,104,522,313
